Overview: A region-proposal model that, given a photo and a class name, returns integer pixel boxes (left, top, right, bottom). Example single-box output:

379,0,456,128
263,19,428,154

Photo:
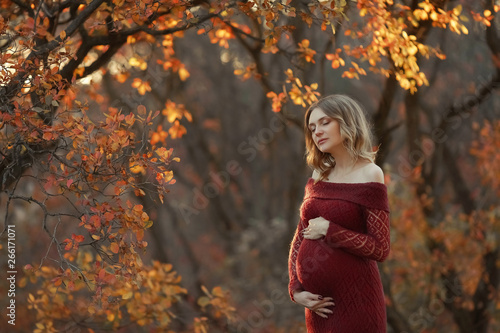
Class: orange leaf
169,120,187,139
110,242,119,254
72,234,84,242
43,132,53,140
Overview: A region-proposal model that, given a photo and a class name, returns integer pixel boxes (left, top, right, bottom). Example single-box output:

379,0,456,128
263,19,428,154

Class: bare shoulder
358,162,384,184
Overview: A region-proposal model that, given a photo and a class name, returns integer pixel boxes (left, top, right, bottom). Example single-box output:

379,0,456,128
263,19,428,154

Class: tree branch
35,0,107,55
437,69,500,136
119,12,219,37
224,20,265,43
79,39,127,79
3,0,106,102
11,0,34,16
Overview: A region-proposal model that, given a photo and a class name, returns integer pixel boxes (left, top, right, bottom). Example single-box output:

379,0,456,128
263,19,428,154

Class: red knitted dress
288,178,390,332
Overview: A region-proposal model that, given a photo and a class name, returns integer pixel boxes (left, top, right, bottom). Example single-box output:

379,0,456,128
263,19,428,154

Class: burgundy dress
288,179,390,332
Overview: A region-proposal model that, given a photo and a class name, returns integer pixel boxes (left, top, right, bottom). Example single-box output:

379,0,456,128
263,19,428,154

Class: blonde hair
304,94,377,182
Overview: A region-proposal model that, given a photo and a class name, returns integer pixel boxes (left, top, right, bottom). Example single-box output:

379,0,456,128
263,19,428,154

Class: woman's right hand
293,290,335,318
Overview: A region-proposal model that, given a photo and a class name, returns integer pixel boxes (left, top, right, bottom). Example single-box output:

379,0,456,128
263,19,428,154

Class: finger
312,301,336,310
311,303,335,313
309,299,329,310
310,295,332,302
313,310,328,318
310,299,335,311
314,307,334,314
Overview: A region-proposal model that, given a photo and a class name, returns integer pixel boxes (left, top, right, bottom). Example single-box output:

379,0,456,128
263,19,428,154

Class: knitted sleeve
324,207,390,262
288,218,306,302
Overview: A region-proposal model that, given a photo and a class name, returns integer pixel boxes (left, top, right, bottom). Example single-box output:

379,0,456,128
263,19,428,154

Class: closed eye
309,116,332,132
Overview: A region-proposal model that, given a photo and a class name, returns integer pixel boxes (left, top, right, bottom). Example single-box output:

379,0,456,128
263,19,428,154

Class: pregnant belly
296,239,371,292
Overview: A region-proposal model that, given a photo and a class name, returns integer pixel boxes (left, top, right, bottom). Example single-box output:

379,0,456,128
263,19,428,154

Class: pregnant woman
288,94,390,332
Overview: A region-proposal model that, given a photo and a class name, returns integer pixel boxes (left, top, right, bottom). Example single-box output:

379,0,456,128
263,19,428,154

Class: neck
330,146,355,172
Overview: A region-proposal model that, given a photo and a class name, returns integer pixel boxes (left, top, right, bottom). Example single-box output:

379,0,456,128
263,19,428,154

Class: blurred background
1,0,499,332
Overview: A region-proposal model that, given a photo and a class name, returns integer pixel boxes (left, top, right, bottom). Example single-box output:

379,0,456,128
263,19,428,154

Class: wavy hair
304,94,377,182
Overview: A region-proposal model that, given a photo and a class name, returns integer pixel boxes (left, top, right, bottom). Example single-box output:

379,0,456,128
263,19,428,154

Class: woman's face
308,108,343,154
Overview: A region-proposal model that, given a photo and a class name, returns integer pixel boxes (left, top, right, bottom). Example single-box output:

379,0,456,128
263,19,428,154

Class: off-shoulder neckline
307,177,386,187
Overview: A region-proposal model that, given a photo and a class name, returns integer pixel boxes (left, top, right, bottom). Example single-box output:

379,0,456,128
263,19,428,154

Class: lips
317,138,327,145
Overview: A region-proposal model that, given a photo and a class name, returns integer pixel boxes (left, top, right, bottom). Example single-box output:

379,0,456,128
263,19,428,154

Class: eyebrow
308,116,329,129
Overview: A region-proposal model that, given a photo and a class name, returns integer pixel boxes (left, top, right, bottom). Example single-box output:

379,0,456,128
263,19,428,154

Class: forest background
0,0,499,332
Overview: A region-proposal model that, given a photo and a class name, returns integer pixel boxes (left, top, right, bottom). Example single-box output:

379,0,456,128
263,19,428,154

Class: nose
314,128,323,137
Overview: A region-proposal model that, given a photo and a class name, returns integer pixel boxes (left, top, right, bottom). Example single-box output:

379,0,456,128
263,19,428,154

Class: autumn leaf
131,78,151,95
162,100,192,123
266,91,286,112
168,120,187,139
110,242,120,254
72,234,85,243
297,39,316,63
198,296,210,307
151,125,168,145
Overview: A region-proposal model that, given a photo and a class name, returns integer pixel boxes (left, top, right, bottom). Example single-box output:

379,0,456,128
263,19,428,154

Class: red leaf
72,234,84,243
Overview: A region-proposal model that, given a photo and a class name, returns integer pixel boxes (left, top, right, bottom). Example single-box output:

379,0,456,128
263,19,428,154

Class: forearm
324,209,390,261
288,219,306,301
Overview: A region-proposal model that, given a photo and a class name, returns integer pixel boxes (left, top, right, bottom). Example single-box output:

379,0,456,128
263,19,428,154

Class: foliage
0,0,498,332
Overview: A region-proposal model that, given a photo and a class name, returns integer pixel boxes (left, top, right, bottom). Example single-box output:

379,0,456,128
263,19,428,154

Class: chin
317,144,331,152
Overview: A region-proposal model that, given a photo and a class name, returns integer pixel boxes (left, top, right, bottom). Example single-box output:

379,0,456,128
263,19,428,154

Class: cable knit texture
288,178,390,333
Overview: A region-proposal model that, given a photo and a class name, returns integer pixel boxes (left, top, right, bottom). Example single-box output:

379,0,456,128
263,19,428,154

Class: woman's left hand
303,217,330,239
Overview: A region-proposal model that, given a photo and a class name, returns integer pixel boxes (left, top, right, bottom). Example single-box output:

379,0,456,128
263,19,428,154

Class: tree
0,0,498,332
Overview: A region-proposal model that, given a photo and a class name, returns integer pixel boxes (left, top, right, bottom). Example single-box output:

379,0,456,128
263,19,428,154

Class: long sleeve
288,218,306,302
324,207,390,262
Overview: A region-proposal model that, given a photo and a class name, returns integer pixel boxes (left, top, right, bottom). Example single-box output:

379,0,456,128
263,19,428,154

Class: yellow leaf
179,67,190,81
60,30,66,39
198,296,211,307
122,290,133,299
19,277,27,288
168,120,187,139
453,4,462,16
163,170,174,182
129,163,146,175
212,286,225,297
